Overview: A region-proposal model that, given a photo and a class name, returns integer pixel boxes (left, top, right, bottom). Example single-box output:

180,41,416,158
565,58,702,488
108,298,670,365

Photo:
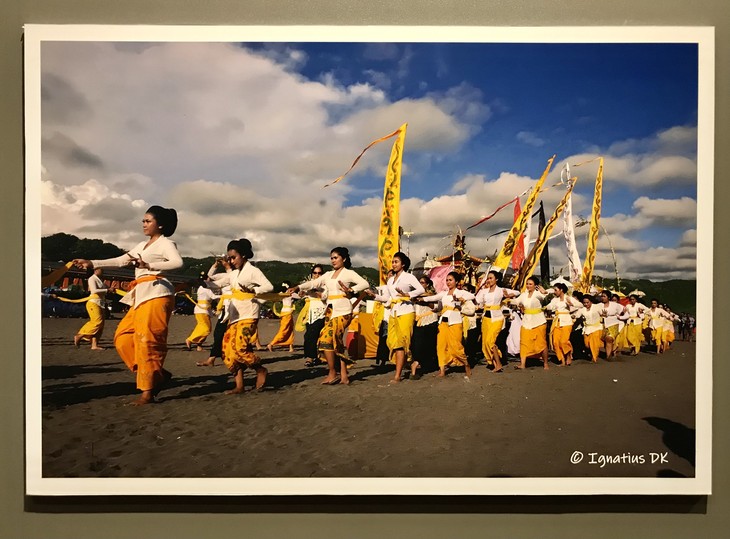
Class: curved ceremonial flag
512,198,525,270
511,177,578,291
377,123,407,285
579,158,604,292
563,186,583,283
466,196,518,231
322,126,404,188
41,261,73,288
492,155,556,270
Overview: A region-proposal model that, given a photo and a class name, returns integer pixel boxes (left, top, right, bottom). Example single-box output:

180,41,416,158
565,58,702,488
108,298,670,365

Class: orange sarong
187,313,212,345
520,324,547,358
481,317,503,366
436,322,468,368
584,331,602,361
268,313,294,347
550,323,573,364
114,295,174,391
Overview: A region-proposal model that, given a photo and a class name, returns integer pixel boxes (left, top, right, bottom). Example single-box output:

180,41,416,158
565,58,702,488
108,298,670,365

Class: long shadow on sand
643,416,696,468
42,380,136,408
42,362,125,380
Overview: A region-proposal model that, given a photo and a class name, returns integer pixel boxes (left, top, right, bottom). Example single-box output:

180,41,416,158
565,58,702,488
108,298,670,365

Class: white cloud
516,131,546,147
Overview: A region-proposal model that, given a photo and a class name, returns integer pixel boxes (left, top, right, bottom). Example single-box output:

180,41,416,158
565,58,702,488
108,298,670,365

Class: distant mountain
41,234,695,313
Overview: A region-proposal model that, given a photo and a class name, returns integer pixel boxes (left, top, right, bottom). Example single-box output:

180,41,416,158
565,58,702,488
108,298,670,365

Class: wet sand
39,316,696,479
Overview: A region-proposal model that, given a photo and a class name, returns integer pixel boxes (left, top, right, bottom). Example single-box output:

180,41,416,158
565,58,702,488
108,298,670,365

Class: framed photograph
24,24,713,496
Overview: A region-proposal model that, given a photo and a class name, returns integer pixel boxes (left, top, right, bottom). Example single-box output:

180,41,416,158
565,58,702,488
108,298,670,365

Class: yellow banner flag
511,177,578,291
492,155,556,270
377,123,407,285
579,158,604,292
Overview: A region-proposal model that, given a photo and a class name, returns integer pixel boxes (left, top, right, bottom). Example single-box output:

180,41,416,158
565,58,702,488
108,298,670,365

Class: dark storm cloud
42,132,105,171
41,73,93,125
78,197,137,223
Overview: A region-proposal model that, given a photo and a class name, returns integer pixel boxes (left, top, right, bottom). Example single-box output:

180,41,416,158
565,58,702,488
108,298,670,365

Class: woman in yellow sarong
289,247,370,385
267,282,296,353
475,270,519,373
208,238,274,394
644,298,670,354
53,268,110,350
514,276,550,370
617,294,646,355
416,271,475,378
185,274,219,352
544,282,579,366
574,295,603,362
365,252,425,383
73,205,183,405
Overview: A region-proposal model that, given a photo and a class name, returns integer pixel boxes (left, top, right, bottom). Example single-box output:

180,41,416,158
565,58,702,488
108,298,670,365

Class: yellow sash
55,293,100,304
524,308,542,315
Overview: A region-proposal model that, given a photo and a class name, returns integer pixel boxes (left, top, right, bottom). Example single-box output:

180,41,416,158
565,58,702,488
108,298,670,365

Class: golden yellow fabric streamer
377,123,407,284
41,261,73,288
295,299,310,332
322,127,404,188
492,155,556,270
579,158,604,292
511,177,578,290
55,293,100,304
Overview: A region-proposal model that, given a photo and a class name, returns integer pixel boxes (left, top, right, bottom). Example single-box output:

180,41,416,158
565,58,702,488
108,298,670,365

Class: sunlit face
141,213,158,237
600,293,609,304
391,257,404,273
485,273,497,288
419,279,429,289
583,298,592,309
330,251,344,270
227,249,245,270
651,300,658,308
445,275,456,290
525,279,536,291
553,286,563,297
630,297,637,305
311,267,323,278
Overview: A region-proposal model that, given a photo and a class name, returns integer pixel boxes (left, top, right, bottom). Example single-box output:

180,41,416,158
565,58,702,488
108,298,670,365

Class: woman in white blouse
209,238,274,394
475,270,519,373
598,290,624,359
573,294,603,362
289,247,370,385
73,205,183,405
514,276,550,370
416,271,475,378
544,282,579,366
365,252,425,383
70,268,109,350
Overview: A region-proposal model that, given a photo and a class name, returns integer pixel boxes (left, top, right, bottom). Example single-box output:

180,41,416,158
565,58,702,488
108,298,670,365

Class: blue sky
38,37,701,280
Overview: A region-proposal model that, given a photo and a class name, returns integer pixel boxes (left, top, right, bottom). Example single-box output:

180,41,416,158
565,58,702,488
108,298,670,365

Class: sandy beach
38,315,696,479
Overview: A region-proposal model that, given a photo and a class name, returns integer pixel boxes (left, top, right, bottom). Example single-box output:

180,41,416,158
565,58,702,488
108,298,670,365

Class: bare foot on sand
90,346,105,351
266,344,273,352
196,358,216,367
73,335,81,348
322,376,340,385
225,387,245,395
255,367,268,390
129,390,156,406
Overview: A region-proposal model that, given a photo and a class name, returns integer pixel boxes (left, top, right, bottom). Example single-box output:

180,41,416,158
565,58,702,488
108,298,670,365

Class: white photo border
24,24,714,496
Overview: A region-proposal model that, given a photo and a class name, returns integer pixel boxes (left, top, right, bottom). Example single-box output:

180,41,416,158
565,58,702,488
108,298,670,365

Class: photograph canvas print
24,25,713,496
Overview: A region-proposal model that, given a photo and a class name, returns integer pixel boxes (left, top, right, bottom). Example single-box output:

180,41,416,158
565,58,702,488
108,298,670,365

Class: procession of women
48,202,689,405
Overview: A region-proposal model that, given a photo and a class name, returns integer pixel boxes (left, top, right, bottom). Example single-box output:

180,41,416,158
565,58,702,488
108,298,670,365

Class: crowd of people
54,206,693,404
